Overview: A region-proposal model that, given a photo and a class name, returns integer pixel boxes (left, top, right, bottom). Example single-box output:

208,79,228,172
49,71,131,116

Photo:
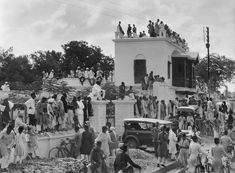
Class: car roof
177,106,196,111
123,118,172,124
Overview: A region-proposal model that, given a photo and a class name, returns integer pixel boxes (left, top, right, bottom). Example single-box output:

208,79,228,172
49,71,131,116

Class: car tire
125,138,138,148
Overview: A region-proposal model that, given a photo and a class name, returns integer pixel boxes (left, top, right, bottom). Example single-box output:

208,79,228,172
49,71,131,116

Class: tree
195,53,235,92
61,41,114,75
31,50,63,78
0,48,35,84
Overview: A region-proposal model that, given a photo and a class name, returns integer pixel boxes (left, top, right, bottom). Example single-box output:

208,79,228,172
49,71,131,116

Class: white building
113,36,199,101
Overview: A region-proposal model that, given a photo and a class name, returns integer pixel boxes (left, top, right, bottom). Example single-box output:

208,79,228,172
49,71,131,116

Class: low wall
37,131,75,158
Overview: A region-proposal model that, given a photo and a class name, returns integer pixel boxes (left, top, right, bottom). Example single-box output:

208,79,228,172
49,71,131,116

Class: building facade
113,36,198,100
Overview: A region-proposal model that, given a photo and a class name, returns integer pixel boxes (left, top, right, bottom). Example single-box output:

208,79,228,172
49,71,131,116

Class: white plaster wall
114,38,184,86
90,100,135,136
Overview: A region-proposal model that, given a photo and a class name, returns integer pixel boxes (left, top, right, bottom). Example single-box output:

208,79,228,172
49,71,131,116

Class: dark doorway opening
134,59,146,84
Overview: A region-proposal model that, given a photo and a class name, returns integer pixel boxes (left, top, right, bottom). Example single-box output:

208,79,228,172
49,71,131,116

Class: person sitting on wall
139,32,143,38
142,31,147,37
96,67,103,84
127,24,132,38
88,67,95,86
70,70,74,78
84,67,89,83
126,86,135,99
79,68,85,85
89,80,102,101
142,74,149,90
107,71,114,82
75,67,81,78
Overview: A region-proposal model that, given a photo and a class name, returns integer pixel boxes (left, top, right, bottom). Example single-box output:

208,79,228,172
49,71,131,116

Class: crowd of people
150,95,235,172
116,20,189,51
43,67,114,86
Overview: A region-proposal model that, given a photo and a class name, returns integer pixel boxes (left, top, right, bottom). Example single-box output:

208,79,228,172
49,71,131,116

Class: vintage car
177,106,197,117
122,118,172,148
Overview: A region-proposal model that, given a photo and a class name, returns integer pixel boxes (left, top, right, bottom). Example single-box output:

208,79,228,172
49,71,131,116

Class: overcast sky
0,0,235,59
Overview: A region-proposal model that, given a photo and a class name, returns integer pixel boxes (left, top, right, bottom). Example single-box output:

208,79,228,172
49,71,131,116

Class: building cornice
113,37,186,52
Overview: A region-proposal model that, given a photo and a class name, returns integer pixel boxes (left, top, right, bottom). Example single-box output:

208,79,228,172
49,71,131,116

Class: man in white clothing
88,67,95,86
25,92,36,126
77,97,84,126
168,127,177,160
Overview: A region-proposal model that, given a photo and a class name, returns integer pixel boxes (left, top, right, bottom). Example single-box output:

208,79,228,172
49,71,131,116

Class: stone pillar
90,100,109,133
90,100,136,136
113,100,136,136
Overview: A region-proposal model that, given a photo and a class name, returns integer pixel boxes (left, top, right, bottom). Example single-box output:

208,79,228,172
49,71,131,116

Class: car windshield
125,121,153,131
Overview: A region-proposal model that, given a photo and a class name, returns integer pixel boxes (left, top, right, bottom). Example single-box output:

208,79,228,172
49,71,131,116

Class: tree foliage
0,40,114,89
31,50,63,78
61,41,114,74
195,53,235,92
0,48,35,83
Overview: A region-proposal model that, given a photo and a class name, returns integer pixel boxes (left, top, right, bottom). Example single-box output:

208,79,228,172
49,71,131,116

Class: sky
0,0,235,89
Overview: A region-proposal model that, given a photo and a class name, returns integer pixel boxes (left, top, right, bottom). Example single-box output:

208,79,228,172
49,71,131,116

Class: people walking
77,97,85,126
95,126,112,157
0,125,15,170
157,126,168,167
168,127,177,160
90,141,108,173
80,124,94,160
109,127,119,156
152,122,159,164
71,126,82,159
188,135,206,173
177,133,189,170
211,138,231,173
14,126,26,164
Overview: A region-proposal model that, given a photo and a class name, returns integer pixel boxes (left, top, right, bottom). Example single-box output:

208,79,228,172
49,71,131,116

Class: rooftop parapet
115,20,189,52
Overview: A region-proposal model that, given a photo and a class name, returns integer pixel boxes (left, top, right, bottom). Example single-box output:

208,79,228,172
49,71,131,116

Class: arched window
134,54,146,84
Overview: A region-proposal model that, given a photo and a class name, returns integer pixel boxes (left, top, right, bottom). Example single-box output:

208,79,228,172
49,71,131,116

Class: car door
137,122,154,147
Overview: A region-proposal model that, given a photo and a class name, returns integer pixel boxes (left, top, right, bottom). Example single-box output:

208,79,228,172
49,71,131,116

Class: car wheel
125,138,138,148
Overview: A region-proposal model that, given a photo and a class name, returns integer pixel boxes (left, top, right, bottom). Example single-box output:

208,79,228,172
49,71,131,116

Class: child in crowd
14,126,26,164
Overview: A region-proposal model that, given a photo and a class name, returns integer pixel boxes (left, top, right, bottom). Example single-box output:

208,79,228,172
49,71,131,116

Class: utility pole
206,27,210,97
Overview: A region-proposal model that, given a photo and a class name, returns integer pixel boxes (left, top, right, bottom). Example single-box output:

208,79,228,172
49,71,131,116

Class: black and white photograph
0,0,235,172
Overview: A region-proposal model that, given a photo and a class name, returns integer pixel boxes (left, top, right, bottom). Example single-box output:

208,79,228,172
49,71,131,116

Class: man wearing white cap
25,92,36,126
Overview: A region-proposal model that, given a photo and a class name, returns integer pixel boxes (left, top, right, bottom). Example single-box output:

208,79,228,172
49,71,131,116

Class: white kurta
88,70,95,79
168,129,177,156
84,70,89,78
25,98,36,115
77,100,84,124
95,132,111,156
91,84,102,100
